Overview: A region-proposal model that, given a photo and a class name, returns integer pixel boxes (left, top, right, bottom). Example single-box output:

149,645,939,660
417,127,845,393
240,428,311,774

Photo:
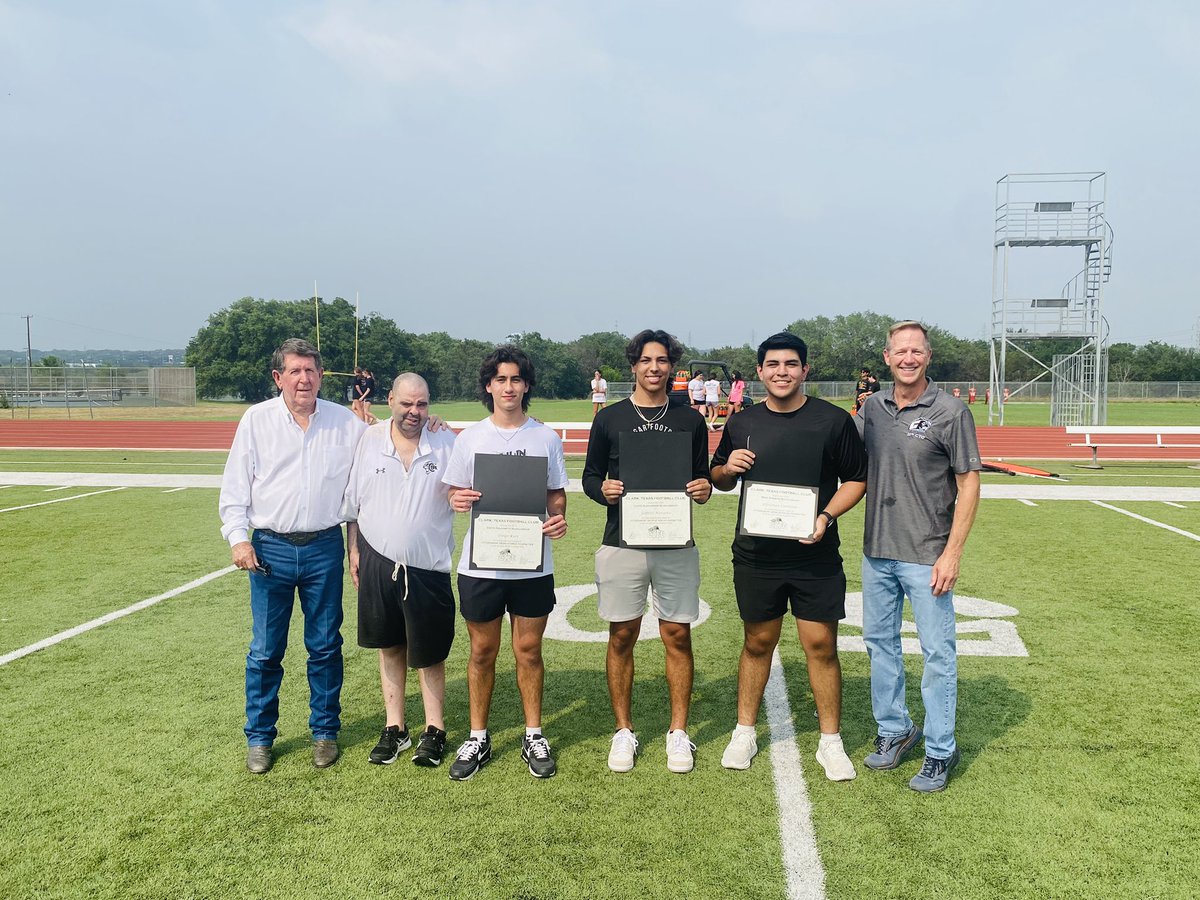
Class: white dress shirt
219,396,367,547
340,420,456,572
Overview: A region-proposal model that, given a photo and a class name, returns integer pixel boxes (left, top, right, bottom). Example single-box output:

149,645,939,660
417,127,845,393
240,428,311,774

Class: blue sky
2,0,1196,352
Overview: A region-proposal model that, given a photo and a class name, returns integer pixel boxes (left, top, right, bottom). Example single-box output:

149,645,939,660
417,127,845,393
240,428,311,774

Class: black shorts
457,574,556,622
356,535,455,668
733,565,846,623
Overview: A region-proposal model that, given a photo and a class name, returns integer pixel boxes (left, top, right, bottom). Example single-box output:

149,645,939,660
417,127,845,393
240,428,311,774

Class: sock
819,732,843,746
526,726,542,739
734,723,756,736
470,729,488,742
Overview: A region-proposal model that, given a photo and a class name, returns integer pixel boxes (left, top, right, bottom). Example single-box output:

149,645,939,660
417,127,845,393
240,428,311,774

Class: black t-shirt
582,399,711,548
710,396,867,572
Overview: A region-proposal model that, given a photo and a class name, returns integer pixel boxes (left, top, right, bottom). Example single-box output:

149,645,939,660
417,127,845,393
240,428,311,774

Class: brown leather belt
255,526,340,546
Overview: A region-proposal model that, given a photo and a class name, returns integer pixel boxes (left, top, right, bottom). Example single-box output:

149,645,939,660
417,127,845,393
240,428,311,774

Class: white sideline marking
1091,502,1200,542
1017,498,1038,507
1163,501,1185,509
43,485,73,492
765,647,826,900
0,566,238,667
162,487,187,494
0,487,126,513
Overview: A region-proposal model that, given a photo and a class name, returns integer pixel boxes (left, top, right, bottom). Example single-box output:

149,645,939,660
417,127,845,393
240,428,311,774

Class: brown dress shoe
247,745,273,775
313,739,340,769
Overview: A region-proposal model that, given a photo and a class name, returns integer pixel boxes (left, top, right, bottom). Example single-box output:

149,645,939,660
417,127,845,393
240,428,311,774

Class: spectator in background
591,369,609,418
728,371,746,415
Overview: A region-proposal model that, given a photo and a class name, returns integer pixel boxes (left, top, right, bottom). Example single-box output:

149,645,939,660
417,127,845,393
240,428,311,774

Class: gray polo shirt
860,379,981,565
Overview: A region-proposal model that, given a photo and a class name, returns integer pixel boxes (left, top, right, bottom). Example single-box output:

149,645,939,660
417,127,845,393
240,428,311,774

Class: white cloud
737,0,961,34
289,0,608,90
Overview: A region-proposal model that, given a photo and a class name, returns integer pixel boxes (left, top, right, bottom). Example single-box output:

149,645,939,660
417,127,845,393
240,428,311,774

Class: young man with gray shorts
582,329,712,773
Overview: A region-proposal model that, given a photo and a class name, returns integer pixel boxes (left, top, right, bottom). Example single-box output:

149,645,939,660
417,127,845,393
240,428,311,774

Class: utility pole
22,315,32,419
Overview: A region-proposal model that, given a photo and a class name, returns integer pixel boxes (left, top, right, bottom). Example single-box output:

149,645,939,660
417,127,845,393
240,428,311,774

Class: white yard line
161,487,187,494
1017,498,1038,507
1163,501,1186,509
765,647,827,900
0,487,126,513
1091,502,1200,543
43,485,73,492
0,566,238,667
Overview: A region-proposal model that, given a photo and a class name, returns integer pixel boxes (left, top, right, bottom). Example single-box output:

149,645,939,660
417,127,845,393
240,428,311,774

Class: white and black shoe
448,735,492,781
522,733,557,779
368,725,411,765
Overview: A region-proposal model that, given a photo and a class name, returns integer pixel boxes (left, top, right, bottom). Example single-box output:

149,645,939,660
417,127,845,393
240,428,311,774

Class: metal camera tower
989,172,1113,425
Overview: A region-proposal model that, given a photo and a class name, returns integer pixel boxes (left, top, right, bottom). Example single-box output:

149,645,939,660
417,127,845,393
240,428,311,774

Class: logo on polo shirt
375,467,387,474
907,417,933,438
423,461,438,475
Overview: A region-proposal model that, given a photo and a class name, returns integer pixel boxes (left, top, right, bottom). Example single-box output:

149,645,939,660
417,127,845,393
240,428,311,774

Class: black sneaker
448,735,492,781
368,725,411,765
412,726,447,768
522,733,557,779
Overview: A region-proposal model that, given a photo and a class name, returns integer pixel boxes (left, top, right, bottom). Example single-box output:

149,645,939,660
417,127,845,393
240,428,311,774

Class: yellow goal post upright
310,281,362,377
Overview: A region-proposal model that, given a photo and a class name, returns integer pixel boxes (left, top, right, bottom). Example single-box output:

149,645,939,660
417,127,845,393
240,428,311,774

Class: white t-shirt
688,377,705,401
591,378,608,403
340,421,456,572
704,379,720,402
442,417,569,580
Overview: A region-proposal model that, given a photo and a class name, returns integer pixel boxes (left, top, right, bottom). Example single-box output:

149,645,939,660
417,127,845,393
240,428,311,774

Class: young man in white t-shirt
442,346,569,780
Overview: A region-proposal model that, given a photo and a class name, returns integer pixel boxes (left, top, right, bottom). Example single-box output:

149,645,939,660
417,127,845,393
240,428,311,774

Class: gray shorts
594,545,701,624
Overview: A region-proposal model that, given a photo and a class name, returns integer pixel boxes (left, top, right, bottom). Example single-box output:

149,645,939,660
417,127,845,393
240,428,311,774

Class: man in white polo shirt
443,345,569,781
341,373,457,770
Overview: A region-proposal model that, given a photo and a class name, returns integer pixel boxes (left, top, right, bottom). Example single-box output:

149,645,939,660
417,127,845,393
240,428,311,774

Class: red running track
1,421,1197,461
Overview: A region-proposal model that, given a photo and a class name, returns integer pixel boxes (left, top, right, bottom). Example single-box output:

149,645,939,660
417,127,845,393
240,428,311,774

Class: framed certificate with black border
618,431,694,549
468,453,547,572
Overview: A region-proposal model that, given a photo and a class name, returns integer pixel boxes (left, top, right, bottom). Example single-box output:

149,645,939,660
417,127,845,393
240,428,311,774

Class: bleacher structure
988,172,1113,425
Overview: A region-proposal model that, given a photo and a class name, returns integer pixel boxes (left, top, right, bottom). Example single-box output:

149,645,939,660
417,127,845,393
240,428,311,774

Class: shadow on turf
335,666,744,760
777,664,1032,776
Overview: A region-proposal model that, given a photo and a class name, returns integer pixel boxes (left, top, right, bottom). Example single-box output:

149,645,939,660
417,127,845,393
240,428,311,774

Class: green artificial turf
1,460,1198,898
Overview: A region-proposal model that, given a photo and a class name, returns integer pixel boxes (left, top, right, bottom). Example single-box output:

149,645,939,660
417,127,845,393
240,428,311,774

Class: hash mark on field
43,485,72,492
0,566,238,667
765,648,826,900
1163,501,1185,509
1091,502,1200,543
0,487,126,513
162,487,187,493
1017,498,1038,507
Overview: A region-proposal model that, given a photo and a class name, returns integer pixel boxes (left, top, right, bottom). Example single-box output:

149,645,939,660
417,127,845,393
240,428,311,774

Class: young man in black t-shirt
710,332,867,781
582,329,712,774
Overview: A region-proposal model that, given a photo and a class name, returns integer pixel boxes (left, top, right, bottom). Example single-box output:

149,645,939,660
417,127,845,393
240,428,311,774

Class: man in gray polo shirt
858,320,981,792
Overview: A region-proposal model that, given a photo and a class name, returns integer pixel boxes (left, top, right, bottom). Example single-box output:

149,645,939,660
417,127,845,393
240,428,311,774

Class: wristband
818,510,835,527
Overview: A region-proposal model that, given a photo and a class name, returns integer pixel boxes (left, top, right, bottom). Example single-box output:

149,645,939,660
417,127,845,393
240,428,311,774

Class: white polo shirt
442,417,569,581
219,396,367,547
340,420,457,572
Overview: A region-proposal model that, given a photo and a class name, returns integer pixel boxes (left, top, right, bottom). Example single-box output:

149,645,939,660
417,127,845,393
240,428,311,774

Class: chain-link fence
0,366,196,408
607,381,1200,402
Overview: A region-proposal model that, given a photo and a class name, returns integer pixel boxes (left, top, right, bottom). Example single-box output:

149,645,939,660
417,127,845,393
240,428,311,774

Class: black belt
255,526,340,546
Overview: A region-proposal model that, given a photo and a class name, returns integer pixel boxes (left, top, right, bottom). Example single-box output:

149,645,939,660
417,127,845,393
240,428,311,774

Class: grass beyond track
1,458,1198,898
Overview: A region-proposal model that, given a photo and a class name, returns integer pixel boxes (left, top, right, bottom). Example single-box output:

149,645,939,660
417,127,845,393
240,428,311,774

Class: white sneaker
608,728,639,773
816,738,857,782
666,730,696,773
721,729,758,770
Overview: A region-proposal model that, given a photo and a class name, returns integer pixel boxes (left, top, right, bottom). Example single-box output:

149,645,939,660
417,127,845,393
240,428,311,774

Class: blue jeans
861,556,957,758
245,529,345,746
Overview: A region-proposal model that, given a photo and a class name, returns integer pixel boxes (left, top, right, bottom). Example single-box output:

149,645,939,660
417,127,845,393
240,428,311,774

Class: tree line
185,298,1200,402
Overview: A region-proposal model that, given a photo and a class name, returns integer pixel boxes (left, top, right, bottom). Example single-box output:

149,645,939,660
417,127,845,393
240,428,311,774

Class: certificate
738,481,819,540
620,491,693,548
470,513,545,571
618,430,695,548
469,453,548,571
